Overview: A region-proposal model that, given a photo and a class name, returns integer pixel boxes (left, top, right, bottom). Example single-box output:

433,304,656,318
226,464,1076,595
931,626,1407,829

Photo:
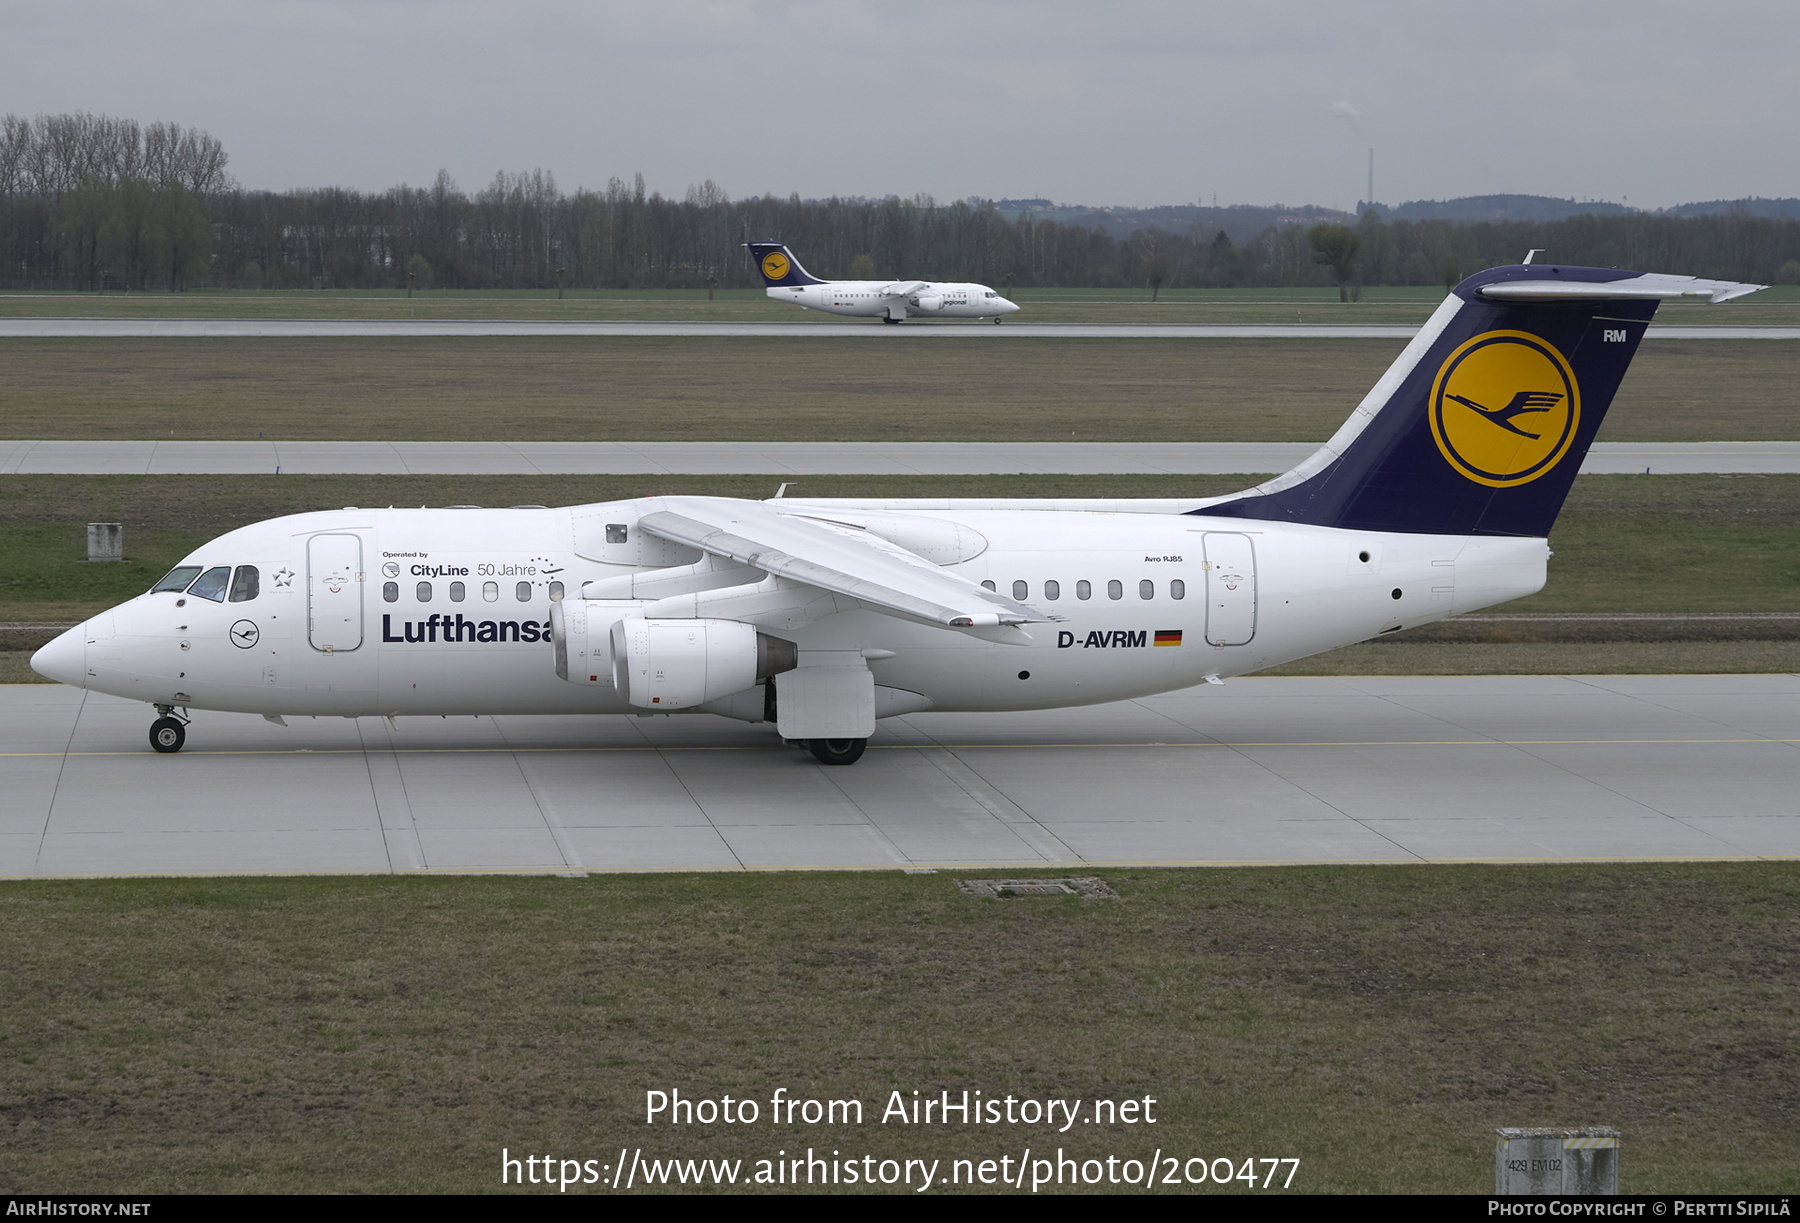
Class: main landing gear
808,738,867,766
149,704,188,753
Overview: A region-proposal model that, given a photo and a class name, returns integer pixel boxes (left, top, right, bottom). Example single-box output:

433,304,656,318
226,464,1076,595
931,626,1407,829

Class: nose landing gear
150,705,188,753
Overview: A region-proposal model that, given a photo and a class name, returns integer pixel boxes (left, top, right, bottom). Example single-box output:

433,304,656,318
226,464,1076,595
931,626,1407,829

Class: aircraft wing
876,280,929,298
635,497,1042,629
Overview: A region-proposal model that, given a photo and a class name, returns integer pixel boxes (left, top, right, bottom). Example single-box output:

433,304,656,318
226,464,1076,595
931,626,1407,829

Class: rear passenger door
1203,533,1257,646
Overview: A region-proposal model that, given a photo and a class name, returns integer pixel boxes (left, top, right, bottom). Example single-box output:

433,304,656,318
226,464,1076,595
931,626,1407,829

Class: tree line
5,111,1799,293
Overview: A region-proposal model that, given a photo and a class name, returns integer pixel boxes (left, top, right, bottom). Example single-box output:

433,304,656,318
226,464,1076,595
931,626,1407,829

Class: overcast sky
6,1,1796,209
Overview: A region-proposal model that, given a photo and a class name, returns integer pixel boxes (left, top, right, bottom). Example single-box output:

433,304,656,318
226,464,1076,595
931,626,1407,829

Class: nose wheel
808,738,867,766
150,707,188,753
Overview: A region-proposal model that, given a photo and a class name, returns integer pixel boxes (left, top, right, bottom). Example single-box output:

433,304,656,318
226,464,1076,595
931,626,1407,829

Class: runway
2,318,1796,339
5,675,1796,877
3,439,1797,476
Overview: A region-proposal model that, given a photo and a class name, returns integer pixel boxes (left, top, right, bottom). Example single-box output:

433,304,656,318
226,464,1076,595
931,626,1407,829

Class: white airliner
32,264,1760,764
747,241,1020,323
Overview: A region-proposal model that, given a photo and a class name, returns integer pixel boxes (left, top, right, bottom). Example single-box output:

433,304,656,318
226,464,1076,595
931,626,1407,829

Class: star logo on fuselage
273,567,294,587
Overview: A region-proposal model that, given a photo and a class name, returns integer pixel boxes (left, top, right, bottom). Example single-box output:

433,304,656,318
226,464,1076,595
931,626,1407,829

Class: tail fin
745,241,826,287
1201,265,1764,537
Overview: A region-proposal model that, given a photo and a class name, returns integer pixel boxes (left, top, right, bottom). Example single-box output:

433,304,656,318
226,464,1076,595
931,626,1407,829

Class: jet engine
550,598,639,686
913,294,943,312
610,616,797,709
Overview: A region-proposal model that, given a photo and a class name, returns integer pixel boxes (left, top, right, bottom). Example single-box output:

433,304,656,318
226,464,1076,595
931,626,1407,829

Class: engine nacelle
914,294,943,312
610,616,797,709
550,598,642,685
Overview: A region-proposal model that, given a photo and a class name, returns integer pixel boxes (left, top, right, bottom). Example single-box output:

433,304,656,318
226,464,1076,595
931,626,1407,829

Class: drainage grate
956,877,1119,900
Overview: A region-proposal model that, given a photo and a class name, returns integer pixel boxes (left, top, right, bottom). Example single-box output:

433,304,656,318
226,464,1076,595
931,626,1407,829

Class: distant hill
1364,194,1634,223
1661,197,1800,220
993,194,1800,238
991,200,1355,246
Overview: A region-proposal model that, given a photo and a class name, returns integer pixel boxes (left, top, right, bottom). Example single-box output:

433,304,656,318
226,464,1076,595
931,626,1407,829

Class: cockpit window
229,565,260,602
152,566,203,594
187,566,231,602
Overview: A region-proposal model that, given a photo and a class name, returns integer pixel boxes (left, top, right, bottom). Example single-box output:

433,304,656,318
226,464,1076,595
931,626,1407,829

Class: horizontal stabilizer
1480,272,1764,304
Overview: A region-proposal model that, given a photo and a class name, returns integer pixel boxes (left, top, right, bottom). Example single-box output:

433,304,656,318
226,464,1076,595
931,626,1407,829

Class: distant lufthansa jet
747,241,1020,323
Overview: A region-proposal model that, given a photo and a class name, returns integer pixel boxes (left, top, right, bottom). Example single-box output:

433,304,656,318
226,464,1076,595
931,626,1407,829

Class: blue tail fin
745,241,826,287
1200,264,1763,537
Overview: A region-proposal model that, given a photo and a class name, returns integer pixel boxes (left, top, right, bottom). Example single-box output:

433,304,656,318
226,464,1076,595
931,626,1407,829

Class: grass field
2,864,1795,1194
1,337,1796,442
2,473,1796,680
5,284,1799,326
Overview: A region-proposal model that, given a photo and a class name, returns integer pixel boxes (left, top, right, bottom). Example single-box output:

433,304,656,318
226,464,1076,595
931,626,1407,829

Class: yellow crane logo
1429,331,1581,487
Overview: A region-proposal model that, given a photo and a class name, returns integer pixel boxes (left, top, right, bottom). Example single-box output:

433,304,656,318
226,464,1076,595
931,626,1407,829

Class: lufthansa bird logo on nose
761,251,790,281
230,619,260,649
1429,331,1580,487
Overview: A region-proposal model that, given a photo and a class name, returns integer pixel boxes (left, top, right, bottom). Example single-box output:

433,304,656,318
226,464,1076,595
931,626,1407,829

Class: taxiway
5,675,1795,877
4,440,1797,476
3,319,1797,339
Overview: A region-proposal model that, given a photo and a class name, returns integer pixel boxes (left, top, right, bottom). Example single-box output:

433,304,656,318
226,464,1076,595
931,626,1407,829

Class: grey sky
6,1,1796,209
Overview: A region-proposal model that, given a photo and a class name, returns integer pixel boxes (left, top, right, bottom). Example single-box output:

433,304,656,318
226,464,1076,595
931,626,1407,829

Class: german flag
1154,630,1183,647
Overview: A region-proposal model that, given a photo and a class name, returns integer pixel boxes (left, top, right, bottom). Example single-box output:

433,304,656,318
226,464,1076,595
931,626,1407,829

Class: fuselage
767,281,1019,320
34,498,1546,722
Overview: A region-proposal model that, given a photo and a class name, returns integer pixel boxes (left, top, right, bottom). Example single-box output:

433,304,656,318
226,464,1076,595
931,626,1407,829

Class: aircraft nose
31,623,87,688
1002,298,1021,313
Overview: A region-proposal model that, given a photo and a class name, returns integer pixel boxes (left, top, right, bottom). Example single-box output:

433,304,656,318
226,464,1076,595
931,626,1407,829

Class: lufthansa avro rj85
747,241,1020,323
31,264,1761,764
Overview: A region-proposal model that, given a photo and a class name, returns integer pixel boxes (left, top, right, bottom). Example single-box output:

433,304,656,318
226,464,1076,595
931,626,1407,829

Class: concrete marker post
87,523,122,562
1495,1126,1619,1194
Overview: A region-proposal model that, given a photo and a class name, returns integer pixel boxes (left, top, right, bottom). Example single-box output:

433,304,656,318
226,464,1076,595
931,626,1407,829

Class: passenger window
605,524,628,544
515,581,532,602
1012,580,1027,600
417,581,433,602
153,566,203,593
981,580,997,592
1171,579,1185,600
1140,579,1154,600
483,581,498,602
1107,580,1123,601
187,566,230,602
382,582,398,603
229,566,259,602
549,581,565,602
1076,580,1091,600
1045,580,1060,600
450,581,465,602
